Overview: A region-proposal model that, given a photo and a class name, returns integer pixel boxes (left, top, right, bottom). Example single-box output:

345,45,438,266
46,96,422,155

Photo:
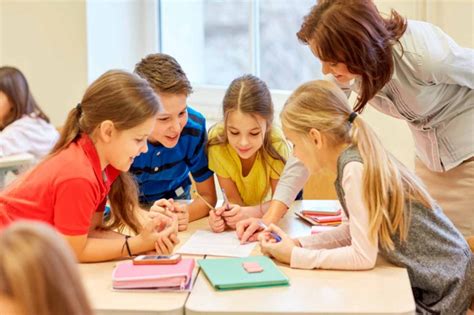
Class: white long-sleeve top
0,115,59,159
290,162,379,270
273,20,474,207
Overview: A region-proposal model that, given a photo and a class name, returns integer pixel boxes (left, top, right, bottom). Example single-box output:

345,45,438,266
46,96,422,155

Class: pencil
192,189,215,211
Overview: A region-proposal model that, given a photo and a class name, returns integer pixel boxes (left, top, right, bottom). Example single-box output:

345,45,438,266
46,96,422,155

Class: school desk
185,200,416,315
78,218,204,315
79,200,416,315
0,153,34,188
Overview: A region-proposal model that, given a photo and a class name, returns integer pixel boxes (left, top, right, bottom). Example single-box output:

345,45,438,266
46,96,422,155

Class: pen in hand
221,188,231,211
257,221,282,243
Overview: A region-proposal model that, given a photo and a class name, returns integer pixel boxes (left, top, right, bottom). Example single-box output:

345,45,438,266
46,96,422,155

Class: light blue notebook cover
198,256,289,290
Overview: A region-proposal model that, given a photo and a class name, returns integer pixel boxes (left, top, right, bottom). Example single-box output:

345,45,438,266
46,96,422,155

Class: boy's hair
281,80,435,250
49,70,161,234
134,53,193,96
0,66,51,130
0,221,93,315
208,74,287,203
297,0,407,113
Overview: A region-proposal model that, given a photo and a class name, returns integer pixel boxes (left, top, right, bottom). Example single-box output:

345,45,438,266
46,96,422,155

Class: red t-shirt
0,134,120,235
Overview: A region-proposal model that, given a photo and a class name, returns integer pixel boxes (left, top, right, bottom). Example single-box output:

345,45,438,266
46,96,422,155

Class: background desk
0,153,34,188
185,201,416,315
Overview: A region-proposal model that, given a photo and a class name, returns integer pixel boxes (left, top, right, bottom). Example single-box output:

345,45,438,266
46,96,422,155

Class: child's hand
149,198,175,218
173,203,189,232
258,224,295,265
208,209,226,233
154,214,180,254
138,215,173,250
221,204,249,230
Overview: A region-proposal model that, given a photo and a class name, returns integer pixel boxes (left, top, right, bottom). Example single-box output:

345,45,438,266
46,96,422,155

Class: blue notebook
198,256,289,290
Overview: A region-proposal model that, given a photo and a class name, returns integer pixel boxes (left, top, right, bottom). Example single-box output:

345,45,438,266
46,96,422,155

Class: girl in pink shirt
259,80,473,313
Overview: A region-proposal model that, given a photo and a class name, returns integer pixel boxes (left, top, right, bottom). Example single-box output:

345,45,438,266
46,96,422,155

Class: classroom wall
1,0,472,182
0,0,88,126
86,0,158,83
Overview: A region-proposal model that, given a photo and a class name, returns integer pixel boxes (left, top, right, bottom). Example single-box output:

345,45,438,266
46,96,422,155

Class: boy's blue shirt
130,106,213,204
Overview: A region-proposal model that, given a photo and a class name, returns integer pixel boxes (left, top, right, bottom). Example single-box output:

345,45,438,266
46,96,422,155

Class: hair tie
348,112,357,124
75,103,82,115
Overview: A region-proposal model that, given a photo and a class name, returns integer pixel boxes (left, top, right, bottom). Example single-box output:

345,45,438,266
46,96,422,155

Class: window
159,0,322,91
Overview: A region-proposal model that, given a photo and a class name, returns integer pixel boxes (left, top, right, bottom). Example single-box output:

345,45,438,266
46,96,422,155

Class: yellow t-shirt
208,124,289,206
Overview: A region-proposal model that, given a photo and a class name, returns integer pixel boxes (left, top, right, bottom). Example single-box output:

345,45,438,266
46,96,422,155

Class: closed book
198,256,289,290
309,214,343,223
295,211,342,226
112,258,194,290
300,200,341,215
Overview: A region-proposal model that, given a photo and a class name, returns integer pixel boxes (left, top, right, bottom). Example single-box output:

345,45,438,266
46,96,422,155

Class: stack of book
296,209,343,226
294,200,343,231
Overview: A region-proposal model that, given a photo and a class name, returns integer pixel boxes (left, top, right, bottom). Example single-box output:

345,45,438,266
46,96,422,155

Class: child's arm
216,175,244,205
63,215,178,262
296,222,351,250
290,162,378,270
87,212,126,239
188,176,217,222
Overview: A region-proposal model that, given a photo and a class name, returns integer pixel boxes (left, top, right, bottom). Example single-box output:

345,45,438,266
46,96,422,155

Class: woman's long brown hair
49,70,161,234
0,66,51,130
297,0,407,112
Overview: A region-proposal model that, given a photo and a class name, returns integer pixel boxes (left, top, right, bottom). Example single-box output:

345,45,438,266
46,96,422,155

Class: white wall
1,0,472,169
0,0,88,126
86,0,158,82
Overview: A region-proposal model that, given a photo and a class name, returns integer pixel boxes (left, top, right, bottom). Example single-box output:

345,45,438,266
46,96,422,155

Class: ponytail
49,70,159,233
48,105,82,156
351,116,434,250
282,80,434,251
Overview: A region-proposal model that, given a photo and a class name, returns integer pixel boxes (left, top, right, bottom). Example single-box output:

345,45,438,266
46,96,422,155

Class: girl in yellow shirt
207,75,288,232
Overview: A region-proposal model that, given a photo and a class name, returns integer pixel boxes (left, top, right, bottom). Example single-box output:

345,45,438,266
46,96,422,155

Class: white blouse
0,115,59,159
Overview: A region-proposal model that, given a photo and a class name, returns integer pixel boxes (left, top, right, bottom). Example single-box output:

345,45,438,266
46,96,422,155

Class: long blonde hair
49,70,161,234
281,80,434,250
0,221,93,315
207,75,286,203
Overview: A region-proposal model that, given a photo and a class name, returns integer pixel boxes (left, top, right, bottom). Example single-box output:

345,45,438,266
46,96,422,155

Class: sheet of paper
176,230,256,257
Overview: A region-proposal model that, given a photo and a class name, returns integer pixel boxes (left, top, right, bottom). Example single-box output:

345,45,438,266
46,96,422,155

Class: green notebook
198,256,289,290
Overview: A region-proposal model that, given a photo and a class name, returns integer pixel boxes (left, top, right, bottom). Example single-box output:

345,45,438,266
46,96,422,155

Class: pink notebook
112,258,195,290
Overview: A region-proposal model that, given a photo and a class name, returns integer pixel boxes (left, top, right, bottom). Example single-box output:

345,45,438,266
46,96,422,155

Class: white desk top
0,153,34,168
185,201,416,315
79,201,415,315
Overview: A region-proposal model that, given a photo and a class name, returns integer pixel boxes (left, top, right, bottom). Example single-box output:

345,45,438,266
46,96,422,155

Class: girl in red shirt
0,70,179,262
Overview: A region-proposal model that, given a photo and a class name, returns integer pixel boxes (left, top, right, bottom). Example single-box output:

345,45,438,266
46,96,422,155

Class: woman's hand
258,224,295,265
236,217,265,243
208,209,226,233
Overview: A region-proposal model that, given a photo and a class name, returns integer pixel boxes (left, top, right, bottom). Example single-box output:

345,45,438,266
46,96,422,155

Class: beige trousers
415,157,474,237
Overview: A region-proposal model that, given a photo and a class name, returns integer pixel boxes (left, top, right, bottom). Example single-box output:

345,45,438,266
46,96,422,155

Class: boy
131,53,217,230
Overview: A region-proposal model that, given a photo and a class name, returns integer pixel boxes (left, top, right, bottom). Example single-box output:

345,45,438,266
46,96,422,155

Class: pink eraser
242,262,264,273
